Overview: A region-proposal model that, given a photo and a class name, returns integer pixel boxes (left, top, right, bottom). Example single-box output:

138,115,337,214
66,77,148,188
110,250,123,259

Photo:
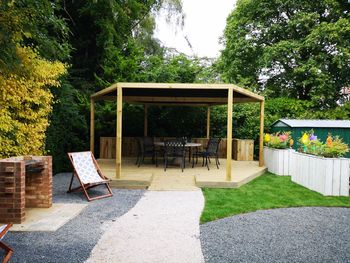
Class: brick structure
0,156,52,224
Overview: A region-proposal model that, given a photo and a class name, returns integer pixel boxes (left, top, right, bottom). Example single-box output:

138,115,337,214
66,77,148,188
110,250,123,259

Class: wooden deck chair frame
67,151,113,202
0,223,13,263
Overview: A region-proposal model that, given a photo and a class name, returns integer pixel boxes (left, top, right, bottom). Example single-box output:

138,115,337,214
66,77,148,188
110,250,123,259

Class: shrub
264,132,292,149
298,130,324,156
0,46,66,158
298,131,349,158
323,135,349,158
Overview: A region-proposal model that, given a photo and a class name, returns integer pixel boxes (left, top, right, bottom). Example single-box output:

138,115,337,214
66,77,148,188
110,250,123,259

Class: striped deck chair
68,151,113,202
0,223,13,263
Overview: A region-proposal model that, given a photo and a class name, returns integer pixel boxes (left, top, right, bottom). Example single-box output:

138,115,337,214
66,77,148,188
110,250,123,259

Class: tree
45,0,185,171
220,0,350,107
0,1,68,158
0,47,66,157
0,0,70,69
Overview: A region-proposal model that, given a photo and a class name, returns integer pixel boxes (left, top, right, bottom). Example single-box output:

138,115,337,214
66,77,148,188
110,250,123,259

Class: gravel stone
200,207,350,263
0,173,144,263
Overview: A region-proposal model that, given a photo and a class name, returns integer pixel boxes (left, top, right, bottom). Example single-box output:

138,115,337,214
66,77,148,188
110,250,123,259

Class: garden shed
271,119,350,158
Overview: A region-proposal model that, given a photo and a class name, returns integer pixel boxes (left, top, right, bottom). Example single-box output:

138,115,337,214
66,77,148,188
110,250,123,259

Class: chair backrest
69,152,103,184
176,137,191,143
206,138,221,154
143,137,155,152
0,224,11,241
164,139,185,156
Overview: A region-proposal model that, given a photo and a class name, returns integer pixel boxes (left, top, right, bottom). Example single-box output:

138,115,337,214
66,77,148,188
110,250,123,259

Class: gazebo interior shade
91,82,264,105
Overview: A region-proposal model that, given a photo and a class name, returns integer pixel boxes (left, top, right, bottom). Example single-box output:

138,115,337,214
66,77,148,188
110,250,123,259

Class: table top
154,142,201,147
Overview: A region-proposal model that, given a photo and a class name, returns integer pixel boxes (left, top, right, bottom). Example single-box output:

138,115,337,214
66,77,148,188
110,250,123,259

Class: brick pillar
25,156,52,208
0,160,25,224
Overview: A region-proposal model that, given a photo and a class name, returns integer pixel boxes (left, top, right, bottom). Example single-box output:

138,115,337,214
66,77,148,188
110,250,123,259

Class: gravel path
200,207,350,263
0,173,144,263
86,191,205,263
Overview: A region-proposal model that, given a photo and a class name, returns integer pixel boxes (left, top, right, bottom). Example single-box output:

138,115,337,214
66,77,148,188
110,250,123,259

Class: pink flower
279,134,288,142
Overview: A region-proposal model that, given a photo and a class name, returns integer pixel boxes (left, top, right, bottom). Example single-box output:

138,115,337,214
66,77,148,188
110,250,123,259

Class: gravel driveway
200,207,350,263
1,173,144,263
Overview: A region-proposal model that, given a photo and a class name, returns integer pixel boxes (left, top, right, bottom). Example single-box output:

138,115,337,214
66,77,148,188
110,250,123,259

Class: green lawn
201,172,350,223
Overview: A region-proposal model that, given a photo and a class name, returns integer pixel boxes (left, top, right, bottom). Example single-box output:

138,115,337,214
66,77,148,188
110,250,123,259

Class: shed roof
90,82,264,105
272,119,350,128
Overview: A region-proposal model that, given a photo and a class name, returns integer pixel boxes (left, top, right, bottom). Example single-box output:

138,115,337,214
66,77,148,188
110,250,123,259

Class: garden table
154,142,202,162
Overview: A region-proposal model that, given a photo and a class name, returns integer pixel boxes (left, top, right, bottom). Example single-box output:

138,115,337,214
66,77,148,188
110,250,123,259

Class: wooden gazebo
90,82,265,182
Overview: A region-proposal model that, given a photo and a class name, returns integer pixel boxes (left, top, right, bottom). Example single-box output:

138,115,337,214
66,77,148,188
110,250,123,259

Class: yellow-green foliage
0,46,66,157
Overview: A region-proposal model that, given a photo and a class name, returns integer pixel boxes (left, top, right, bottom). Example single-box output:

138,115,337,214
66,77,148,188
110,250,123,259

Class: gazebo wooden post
144,104,148,137
259,100,265,167
206,106,211,139
226,88,233,181
116,86,123,179
90,98,95,154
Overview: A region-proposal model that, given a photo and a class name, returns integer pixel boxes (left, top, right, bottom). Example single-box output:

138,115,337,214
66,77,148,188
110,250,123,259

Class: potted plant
292,132,349,196
263,132,294,176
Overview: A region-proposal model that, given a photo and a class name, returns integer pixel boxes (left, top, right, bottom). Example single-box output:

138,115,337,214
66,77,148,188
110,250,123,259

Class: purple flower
309,134,317,141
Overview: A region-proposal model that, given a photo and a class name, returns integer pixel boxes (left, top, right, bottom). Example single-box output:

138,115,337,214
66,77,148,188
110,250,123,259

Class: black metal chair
164,139,186,172
135,137,158,167
192,138,221,170
176,137,192,161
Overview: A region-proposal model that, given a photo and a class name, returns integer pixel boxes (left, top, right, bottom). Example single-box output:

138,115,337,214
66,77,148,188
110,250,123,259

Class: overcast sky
154,0,237,58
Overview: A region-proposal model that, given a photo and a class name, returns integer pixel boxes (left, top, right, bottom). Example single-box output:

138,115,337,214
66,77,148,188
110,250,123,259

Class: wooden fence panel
99,137,252,159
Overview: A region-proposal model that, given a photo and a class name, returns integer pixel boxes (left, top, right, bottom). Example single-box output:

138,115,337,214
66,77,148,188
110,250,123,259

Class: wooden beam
231,84,264,101
118,82,233,90
142,103,214,107
206,107,211,139
119,82,264,101
90,83,118,99
90,99,95,154
144,104,148,137
116,86,123,179
94,96,258,104
226,88,233,181
124,96,228,103
91,82,264,103
259,100,265,167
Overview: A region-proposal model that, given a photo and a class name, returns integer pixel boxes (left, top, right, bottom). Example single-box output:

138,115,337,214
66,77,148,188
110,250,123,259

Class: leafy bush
298,131,349,158
264,132,292,149
298,130,324,156
323,136,349,158
0,46,66,158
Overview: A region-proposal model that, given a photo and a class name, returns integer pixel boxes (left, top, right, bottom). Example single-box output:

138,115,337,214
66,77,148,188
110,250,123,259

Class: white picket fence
264,147,350,196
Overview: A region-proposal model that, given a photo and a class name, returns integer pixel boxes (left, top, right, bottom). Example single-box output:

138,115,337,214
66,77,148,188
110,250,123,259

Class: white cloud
154,0,237,58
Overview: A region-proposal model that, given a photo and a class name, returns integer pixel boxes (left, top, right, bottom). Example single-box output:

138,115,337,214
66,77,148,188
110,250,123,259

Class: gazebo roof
91,82,264,105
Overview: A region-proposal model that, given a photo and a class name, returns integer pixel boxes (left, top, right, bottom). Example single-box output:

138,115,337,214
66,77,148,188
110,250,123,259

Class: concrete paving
86,191,205,263
11,203,87,232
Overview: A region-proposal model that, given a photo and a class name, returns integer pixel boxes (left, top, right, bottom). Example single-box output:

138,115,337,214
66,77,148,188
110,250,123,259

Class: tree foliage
0,47,66,157
220,0,350,107
0,1,67,158
44,0,187,171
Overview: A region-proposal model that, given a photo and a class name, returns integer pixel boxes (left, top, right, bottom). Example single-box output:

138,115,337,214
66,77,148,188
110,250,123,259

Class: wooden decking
97,158,267,190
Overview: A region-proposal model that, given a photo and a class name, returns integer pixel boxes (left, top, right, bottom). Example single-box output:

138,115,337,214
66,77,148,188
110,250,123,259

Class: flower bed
263,132,294,176
263,130,350,196
291,131,350,196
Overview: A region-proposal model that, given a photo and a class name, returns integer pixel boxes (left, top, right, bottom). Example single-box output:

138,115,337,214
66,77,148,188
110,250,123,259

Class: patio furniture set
135,137,222,172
